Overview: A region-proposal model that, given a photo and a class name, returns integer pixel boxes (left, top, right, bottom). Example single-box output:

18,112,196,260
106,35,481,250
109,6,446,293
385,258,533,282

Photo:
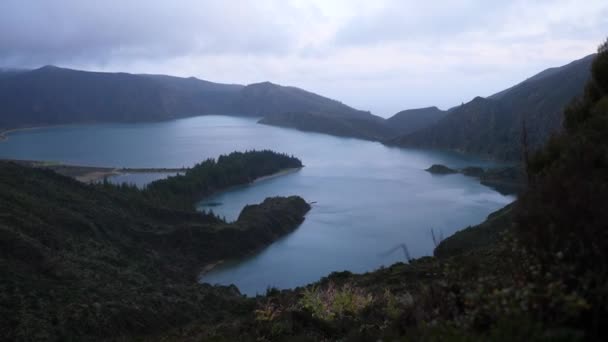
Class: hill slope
141,73,244,115
0,151,310,340
259,110,394,140
0,66,171,127
236,81,364,118
237,81,396,140
0,66,249,128
391,54,595,160
385,106,447,136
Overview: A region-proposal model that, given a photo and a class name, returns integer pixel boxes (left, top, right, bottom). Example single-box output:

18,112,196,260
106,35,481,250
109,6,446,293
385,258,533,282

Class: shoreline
253,167,302,183
0,116,261,143
1,158,187,183
0,120,518,166
198,166,303,210
1,158,301,186
197,167,305,279
0,125,66,142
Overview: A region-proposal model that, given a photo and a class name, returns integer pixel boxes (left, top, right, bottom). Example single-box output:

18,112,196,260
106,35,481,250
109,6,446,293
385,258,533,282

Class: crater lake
0,115,514,295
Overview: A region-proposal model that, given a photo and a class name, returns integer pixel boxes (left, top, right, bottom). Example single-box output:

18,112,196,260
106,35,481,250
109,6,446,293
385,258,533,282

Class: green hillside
391,54,594,160
0,151,310,340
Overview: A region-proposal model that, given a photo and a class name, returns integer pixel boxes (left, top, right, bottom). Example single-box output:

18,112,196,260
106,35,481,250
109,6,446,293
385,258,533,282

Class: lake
0,115,514,295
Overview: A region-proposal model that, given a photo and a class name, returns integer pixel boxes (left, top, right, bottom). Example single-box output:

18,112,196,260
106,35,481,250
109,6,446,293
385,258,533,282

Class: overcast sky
0,0,606,117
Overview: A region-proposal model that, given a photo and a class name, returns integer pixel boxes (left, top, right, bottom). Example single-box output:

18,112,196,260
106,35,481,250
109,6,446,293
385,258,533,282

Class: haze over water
0,115,514,295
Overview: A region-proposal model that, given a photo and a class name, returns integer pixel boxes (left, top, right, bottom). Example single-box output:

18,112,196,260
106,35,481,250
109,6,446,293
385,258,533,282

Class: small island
425,164,457,174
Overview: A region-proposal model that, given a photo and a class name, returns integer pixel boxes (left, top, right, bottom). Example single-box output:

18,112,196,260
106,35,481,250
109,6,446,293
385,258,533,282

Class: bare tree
430,228,444,248
379,243,413,263
521,119,532,185
400,243,412,263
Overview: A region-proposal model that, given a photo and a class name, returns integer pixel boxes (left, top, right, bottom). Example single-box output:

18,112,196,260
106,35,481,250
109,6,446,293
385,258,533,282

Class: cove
0,115,514,295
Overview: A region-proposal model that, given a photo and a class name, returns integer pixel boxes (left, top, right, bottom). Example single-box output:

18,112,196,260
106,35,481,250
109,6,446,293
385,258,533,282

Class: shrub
299,282,373,321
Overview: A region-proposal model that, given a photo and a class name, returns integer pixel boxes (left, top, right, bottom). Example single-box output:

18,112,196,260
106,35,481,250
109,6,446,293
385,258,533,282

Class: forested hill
0,150,310,340
144,150,303,209
389,54,595,160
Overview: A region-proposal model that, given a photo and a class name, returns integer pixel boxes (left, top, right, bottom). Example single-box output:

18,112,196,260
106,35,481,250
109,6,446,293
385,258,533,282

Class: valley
0,116,513,297
0,54,593,162
0,5,605,337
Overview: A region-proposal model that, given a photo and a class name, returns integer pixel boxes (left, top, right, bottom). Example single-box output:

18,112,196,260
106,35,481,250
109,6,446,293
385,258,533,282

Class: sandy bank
1,159,186,183
253,167,302,183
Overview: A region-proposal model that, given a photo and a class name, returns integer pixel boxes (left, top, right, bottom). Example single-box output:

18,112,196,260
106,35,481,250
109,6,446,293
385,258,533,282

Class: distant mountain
259,111,393,140
1,55,594,150
0,66,191,128
390,54,595,160
141,74,244,115
0,66,382,140
385,106,447,136
0,68,27,79
236,81,362,118
250,82,394,140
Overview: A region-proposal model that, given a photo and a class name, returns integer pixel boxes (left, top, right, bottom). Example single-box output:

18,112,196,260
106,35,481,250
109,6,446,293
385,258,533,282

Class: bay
0,115,514,295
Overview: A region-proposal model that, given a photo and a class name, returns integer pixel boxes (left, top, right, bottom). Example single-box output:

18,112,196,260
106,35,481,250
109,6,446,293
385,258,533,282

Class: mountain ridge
0,55,596,160
385,106,447,136
0,65,388,140
389,54,595,160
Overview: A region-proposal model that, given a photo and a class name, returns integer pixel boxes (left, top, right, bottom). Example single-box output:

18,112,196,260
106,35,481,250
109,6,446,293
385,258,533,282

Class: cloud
333,1,509,46
0,0,606,116
329,0,607,70
0,0,304,66
333,0,607,47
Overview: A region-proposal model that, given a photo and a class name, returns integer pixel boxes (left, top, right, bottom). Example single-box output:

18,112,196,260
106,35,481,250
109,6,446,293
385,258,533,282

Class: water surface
0,115,514,295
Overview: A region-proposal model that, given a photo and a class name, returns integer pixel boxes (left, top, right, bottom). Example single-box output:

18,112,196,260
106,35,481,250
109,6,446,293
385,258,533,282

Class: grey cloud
0,0,299,67
333,1,512,46
0,0,605,117
333,0,608,49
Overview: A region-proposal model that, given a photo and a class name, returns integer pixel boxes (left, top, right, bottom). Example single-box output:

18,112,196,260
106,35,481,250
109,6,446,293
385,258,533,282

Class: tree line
97,150,302,211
